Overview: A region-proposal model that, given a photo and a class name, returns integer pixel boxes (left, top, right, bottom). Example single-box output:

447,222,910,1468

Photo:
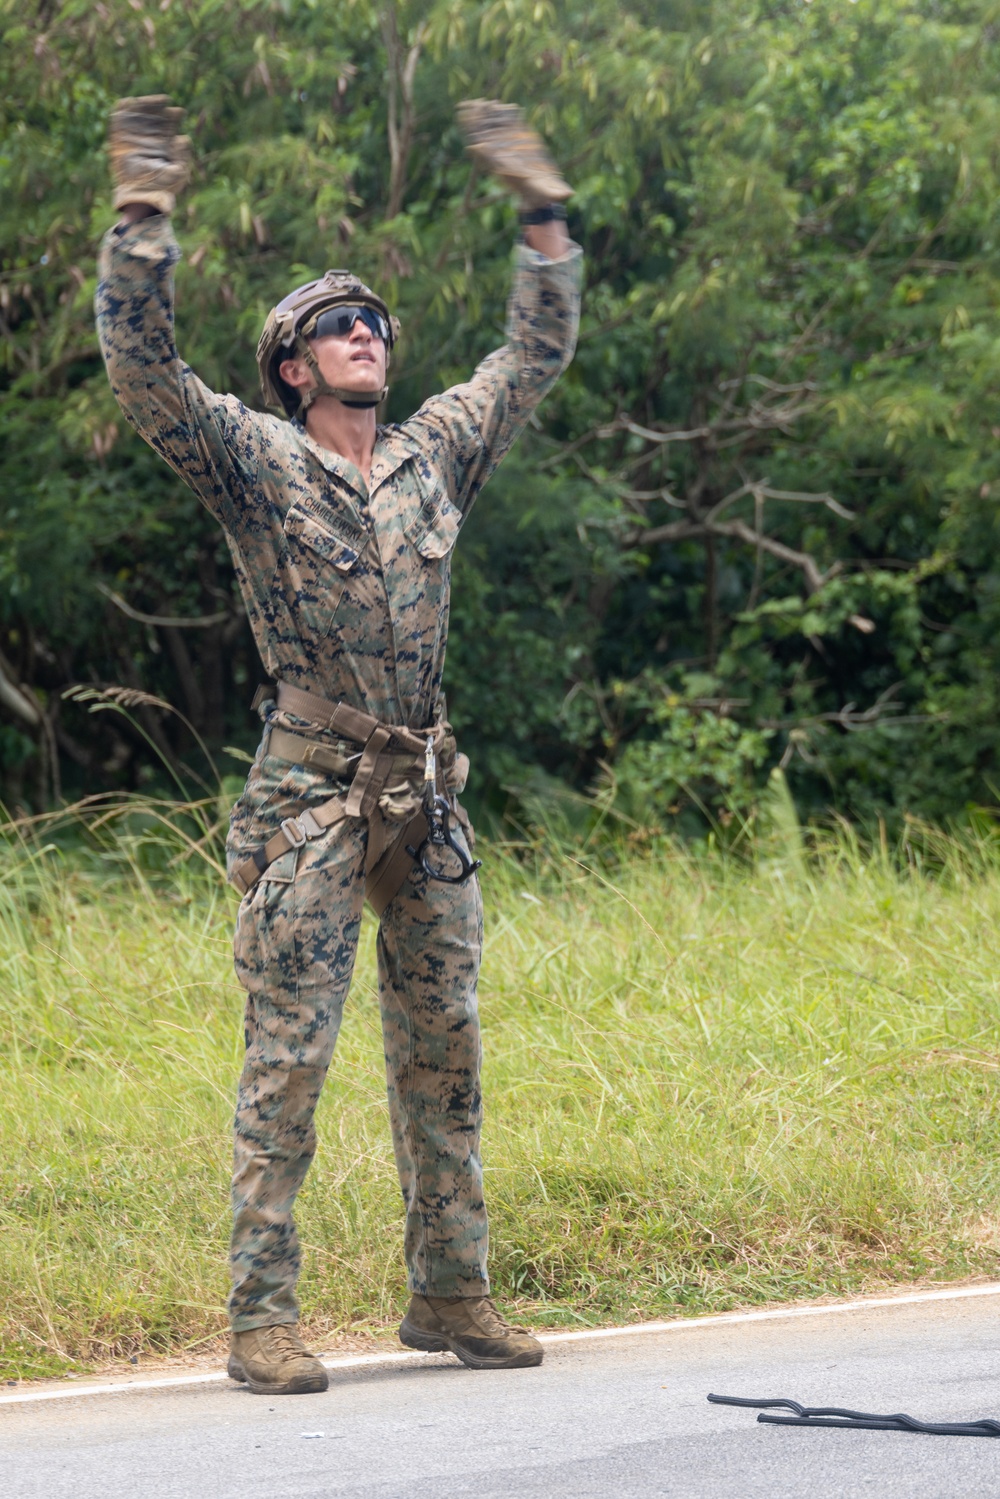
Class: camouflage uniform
96,215,582,1329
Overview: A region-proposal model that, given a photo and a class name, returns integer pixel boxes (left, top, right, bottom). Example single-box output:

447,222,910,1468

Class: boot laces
260,1324,307,1361
475,1296,516,1335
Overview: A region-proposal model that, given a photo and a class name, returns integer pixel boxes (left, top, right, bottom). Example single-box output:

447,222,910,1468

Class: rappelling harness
229,682,480,915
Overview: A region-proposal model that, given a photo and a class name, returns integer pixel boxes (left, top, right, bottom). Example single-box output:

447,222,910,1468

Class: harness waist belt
266,726,419,781
274,681,436,760
266,726,357,778
230,684,467,915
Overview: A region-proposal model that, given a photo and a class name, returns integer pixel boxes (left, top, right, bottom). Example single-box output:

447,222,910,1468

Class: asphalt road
3,1289,1000,1497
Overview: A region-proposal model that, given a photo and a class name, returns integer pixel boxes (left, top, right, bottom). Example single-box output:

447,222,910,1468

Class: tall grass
2,800,1000,1378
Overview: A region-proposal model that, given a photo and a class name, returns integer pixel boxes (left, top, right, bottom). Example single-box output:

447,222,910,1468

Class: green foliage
3,0,1000,833
588,670,773,834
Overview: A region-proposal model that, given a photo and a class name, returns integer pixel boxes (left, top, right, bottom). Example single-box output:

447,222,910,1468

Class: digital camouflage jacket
96,218,583,736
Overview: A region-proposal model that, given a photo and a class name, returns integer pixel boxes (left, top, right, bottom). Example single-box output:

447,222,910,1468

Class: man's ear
278,356,312,391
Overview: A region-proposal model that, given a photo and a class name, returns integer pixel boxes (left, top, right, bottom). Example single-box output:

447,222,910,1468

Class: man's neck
304,398,378,486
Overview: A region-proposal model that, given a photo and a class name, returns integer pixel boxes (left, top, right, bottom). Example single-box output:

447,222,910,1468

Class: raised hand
108,95,191,217
457,99,571,209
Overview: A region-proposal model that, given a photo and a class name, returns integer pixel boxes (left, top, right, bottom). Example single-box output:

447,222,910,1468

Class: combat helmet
256,269,401,419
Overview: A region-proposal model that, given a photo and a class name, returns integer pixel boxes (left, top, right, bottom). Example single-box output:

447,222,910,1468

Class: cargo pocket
233,845,300,1000
227,764,302,872
281,504,367,636
257,846,299,886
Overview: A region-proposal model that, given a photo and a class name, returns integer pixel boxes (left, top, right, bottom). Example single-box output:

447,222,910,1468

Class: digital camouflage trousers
227,749,487,1330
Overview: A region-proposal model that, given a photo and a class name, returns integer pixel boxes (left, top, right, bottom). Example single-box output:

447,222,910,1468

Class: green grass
3,807,1000,1379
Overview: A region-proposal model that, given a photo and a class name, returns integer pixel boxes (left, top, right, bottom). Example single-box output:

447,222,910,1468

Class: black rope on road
707,1394,1000,1438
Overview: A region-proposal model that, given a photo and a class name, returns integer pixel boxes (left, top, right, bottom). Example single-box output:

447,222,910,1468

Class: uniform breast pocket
281,504,367,637
404,490,462,561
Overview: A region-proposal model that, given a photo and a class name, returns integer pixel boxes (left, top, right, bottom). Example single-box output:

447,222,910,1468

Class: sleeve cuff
516,241,584,269
101,214,181,268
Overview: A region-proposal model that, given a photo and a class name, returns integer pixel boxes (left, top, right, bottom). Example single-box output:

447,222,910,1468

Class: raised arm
96,97,265,537
401,100,583,516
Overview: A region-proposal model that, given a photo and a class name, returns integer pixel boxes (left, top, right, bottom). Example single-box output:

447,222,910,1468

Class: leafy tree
2,0,999,833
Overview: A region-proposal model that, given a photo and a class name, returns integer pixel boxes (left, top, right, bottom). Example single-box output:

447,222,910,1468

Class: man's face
279,311,387,405
311,312,388,397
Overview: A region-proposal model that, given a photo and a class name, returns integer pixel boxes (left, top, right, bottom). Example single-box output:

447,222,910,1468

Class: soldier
97,96,581,1395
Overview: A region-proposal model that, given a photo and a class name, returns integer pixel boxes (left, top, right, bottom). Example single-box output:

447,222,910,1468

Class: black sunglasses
305,305,390,343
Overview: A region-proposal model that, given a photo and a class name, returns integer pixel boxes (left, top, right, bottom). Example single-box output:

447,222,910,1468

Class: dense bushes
2,0,1000,834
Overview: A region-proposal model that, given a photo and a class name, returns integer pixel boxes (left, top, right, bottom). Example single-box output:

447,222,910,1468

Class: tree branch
704,480,855,524
0,648,41,727
380,5,426,221
634,516,834,594
97,583,229,629
598,417,712,445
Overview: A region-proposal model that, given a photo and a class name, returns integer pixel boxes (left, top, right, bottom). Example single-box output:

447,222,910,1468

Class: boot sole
227,1356,329,1395
398,1316,543,1370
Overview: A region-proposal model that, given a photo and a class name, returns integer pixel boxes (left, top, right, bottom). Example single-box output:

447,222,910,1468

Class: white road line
3,1281,1000,1408
0,1349,441,1407
537,1281,1000,1343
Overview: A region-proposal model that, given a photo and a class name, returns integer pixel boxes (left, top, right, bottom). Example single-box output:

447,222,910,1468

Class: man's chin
337,376,384,398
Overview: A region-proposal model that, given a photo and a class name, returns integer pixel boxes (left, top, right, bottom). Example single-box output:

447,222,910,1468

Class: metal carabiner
405,734,482,886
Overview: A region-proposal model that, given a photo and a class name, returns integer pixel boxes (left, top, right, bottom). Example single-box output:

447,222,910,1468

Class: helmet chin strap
293,335,387,417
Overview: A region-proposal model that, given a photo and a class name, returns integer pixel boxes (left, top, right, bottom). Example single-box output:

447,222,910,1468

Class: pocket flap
259,847,298,885
285,506,362,572
406,496,461,560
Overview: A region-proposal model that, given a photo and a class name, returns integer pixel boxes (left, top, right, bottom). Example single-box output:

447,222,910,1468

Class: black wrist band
519,204,568,226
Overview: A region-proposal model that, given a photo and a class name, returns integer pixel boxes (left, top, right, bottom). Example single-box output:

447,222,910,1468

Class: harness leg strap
230,803,343,897
344,726,393,820
365,811,429,917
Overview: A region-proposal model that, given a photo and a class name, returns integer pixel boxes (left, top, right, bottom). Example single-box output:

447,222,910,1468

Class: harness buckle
280,816,308,849
297,809,323,839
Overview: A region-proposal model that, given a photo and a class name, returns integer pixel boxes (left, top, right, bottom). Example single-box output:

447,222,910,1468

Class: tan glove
457,99,571,209
108,95,191,216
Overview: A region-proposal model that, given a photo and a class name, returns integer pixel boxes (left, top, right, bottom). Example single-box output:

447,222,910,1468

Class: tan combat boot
227,1325,329,1395
399,1294,543,1369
